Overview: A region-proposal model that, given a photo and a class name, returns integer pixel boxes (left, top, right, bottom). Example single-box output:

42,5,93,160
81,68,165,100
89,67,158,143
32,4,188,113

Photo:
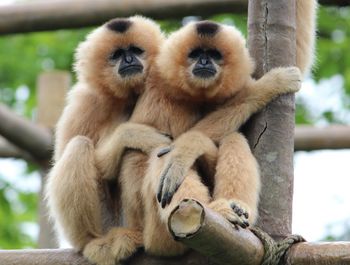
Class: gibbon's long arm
157,66,301,207
95,122,172,180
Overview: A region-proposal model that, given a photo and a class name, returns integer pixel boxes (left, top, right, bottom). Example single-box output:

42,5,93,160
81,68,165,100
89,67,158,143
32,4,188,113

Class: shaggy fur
45,16,168,256
83,20,303,265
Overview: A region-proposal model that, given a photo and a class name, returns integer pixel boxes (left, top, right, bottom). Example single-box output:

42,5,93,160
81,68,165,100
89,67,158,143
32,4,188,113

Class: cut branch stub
168,199,264,265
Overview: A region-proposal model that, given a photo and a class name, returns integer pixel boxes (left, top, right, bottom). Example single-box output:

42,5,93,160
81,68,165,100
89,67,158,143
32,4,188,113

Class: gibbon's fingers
156,161,185,208
157,146,172,157
159,132,173,141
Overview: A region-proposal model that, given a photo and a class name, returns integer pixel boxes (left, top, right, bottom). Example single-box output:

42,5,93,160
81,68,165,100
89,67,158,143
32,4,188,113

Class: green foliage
0,28,91,116
315,7,350,95
0,170,37,249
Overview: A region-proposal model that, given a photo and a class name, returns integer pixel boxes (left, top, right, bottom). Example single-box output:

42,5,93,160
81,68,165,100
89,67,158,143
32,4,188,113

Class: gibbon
45,16,170,255
83,20,302,264
155,0,317,219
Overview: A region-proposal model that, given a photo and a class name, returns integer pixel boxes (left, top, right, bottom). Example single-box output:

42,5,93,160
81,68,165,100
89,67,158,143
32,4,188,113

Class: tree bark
0,0,344,35
246,0,296,240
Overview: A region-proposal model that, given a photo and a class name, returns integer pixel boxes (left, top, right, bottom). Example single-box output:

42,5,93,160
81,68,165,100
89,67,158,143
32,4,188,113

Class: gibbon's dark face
109,45,145,77
188,47,223,79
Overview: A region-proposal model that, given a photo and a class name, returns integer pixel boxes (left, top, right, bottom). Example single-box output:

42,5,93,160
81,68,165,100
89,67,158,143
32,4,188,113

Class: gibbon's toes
110,229,143,262
83,237,115,265
209,199,250,229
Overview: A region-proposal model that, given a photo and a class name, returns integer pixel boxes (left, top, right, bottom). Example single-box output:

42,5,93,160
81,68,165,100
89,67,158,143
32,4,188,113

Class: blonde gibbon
45,16,170,258
154,0,317,223
83,19,302,264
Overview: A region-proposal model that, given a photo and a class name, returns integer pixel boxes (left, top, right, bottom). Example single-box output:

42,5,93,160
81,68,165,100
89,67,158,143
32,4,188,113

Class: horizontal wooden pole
0,136,34,161
0,123,350,160
0,104,52,160
294,125,350,151
0,0,346,35
1,200,349,265
1,243,350,265
0,0,246,35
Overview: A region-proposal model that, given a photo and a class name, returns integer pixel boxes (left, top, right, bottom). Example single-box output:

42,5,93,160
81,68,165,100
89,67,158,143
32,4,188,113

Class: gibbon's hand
156,153,186,208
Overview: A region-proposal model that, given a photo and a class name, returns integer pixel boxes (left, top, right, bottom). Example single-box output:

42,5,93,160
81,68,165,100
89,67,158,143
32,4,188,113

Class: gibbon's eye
207,49,223,61
129,45,144,55
110,49,123,60
188,48,203,59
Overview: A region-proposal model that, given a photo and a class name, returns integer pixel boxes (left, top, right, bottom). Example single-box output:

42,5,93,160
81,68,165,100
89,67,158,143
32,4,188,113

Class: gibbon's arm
156,131,218,208
95,122,172,180
191,66,301,143
156,66,301,206
54,84,119,162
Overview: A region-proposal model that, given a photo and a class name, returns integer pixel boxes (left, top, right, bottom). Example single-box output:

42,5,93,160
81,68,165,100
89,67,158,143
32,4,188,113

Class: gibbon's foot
209,199,250,229
83,228,143,265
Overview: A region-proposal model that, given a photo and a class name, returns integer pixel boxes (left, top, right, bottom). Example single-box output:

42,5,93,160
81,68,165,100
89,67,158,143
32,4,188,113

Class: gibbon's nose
124,51,134,63
199,55,209,65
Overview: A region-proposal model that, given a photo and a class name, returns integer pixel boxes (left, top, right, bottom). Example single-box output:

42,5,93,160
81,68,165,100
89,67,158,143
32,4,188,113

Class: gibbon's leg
46,136,103,250
209,132,260,227
83,151,147,265
142,151,211,256
119,151,148,229
83,227,143,265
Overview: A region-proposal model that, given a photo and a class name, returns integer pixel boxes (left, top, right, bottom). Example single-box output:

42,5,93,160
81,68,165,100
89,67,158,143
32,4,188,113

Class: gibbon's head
157,21,255,101
75,16,164,98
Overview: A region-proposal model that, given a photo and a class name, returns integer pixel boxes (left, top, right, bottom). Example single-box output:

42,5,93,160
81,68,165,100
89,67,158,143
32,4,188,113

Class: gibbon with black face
45,16,170,262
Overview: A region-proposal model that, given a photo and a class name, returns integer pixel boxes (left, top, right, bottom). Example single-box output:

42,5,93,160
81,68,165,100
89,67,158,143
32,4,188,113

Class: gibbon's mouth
118,65,143,77
192,68,217,79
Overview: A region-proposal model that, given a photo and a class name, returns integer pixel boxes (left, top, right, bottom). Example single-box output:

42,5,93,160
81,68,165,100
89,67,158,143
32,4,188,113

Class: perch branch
0,0,345,35
294,125,350,151
168,199,264,265
0,104,53,161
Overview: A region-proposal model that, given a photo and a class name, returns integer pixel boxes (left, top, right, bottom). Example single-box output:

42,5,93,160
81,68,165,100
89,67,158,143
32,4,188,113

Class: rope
250,227,305,265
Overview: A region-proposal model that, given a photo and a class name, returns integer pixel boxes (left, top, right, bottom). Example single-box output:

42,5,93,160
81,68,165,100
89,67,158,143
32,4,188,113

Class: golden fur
45,16,169,255
83,20,303,265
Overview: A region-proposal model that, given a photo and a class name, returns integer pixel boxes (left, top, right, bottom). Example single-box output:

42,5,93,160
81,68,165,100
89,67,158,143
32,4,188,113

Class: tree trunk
246,0,296,240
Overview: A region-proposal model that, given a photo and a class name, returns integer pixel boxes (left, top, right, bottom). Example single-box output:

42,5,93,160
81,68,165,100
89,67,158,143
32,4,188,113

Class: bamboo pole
245,0,296,240
0,0,345,35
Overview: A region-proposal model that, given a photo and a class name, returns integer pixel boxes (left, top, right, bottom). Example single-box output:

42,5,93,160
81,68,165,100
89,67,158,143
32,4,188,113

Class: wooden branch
1,201,350,265
0,136,29,159
167,199,350,265
294,125,350,151
0,0,345,35
0,104,53,161
0,0,246,35
168,199,264,265
286,242,350,265
245,0,296,240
